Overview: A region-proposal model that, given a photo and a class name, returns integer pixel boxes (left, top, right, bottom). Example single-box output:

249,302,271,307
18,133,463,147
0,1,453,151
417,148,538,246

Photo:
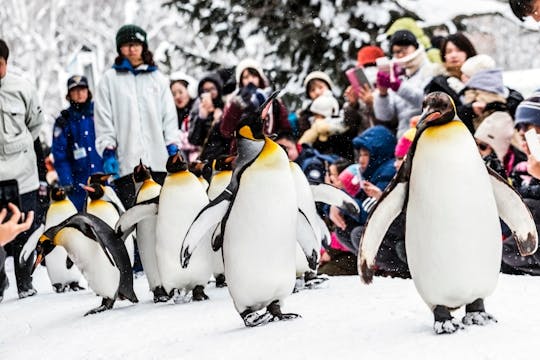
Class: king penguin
116,161,169,302
358,92,538,334
82,174,135,266
155,153,214,302
35,213,138,315
42,186,84,292
181,92,318,327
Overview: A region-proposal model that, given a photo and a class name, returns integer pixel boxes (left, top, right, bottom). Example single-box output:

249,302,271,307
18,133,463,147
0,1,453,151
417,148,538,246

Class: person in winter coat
52,75,103,211
297,71,336,137
94,24,179,208
0,39,45,300
342,45,385,137
188,73,229,161
374,30,442,137
500,93,540,275
328,125,397,251
221,58,290,155
459,54,524,131
510,0,540,22
424,32,478,133
474,111,525,179
170,74,197,162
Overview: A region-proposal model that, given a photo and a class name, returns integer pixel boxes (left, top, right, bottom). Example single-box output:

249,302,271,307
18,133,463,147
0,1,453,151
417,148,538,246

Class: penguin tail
359,259,374,284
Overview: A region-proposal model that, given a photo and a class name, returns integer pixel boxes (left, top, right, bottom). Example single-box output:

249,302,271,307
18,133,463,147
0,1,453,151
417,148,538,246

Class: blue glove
167,144,179,156
102,148,120,179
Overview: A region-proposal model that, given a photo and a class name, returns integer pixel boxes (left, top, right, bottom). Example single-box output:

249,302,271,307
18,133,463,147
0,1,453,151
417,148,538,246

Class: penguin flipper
115,203,158,241
359,182,407,284
488,169,538,255
180,197,231,268
67,214,118,268
297,209,320,271
316,215,331,248
310,183,360,215
19,224,45,262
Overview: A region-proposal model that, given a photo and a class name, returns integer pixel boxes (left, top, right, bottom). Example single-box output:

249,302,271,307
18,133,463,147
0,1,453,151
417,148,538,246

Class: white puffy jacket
94,66,179,177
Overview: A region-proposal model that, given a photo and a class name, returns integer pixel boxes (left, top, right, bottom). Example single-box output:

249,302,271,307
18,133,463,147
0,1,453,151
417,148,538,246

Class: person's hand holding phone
199,92,214,118
0,203,34,246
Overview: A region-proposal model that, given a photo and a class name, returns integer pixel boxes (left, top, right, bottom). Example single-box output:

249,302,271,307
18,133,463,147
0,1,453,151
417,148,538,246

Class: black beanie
389,30,419,49
115,24,147,52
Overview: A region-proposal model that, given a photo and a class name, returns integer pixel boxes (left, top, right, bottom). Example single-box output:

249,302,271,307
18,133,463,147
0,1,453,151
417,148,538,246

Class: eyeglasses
202,86,217,93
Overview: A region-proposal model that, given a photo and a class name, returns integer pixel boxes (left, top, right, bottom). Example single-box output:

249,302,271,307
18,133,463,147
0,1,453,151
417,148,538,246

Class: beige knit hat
474,111,514,162
461,54,496,78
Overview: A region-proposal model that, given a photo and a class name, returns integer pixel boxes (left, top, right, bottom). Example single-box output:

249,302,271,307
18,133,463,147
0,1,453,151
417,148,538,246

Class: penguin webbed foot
303,271,329,289
192,285,209,301
462,311,497,326
152,286,170,303
53,283,67,293
462,298,497,325
267,300,301,322
172,288,192,304
242,310,274,327
433,305,463,334
69,282,85,291
215,273,227,288
84,298,115,316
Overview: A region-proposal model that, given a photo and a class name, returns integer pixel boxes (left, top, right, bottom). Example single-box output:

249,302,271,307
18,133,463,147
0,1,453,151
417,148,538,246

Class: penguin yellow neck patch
423,120,466,140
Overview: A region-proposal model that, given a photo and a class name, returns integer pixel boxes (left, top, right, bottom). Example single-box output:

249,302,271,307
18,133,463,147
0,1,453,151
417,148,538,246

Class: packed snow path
1,258,539,359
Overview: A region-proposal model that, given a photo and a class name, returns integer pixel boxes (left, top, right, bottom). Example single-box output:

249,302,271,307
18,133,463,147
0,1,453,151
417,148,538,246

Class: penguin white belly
88,200,135,265
156,172,212,293
136,216,161,289
224,165,297,312
406,124,501,309
44,201,81,285
59,228,120,299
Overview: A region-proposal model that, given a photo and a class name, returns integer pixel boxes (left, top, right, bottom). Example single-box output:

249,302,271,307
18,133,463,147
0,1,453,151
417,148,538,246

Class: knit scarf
393,46,425,77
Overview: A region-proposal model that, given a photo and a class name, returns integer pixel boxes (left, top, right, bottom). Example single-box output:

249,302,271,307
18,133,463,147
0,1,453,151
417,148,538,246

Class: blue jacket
351,125,397,224
52,101,103,210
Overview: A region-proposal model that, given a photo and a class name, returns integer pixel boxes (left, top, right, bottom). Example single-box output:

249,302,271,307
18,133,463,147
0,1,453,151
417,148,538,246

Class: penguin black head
189,160,212,182
50,186,67,201
166,152,188,173
87,173,112,186
236,90,281,141
212,155,236,172
81,183,105,200
133,159,152,183
33,232,57,273
417,92,457,130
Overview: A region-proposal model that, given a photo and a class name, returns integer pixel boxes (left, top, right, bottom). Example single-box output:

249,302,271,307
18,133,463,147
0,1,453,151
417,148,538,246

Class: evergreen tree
166,0,413,98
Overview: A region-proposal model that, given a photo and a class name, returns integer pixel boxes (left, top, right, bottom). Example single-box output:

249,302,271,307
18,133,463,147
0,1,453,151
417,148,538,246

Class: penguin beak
33,235,55,273
80,184,95,193
417,110,441,127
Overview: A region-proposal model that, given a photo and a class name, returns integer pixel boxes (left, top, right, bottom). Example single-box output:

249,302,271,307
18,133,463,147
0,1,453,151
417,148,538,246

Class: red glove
376,71,401,92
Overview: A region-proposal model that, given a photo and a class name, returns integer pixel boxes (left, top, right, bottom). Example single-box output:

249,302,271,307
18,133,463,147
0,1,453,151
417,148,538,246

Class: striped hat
515,90,540,128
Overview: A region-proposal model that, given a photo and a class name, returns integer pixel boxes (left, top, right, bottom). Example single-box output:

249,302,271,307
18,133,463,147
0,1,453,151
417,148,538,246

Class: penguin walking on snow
42,186,84,292
181,93,318,327
359,92,538,334
34,213,138,315
82,174,135,266
155,153,213,302
116,161,169,302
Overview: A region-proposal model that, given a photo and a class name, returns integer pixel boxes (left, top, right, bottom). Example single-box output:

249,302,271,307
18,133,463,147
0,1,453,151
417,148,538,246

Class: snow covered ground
1,258,539,360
